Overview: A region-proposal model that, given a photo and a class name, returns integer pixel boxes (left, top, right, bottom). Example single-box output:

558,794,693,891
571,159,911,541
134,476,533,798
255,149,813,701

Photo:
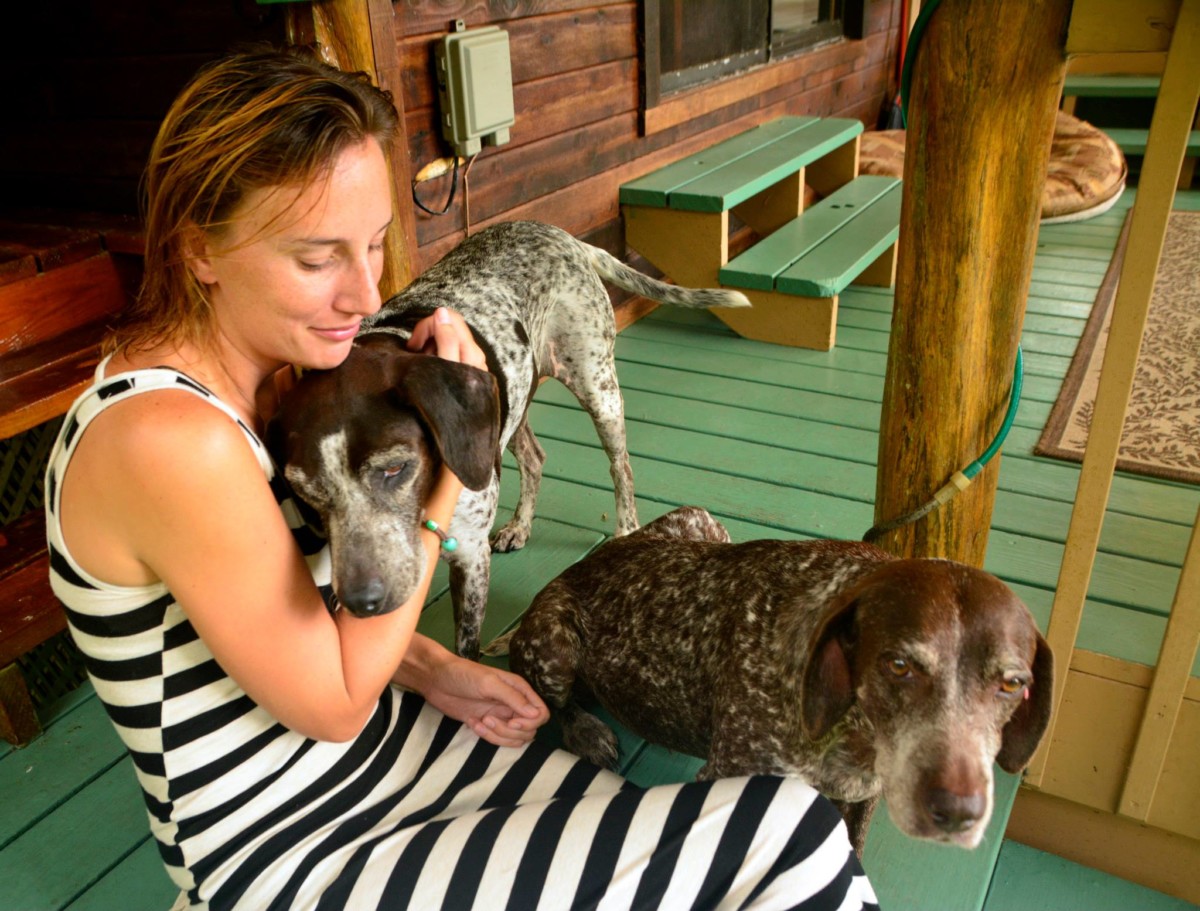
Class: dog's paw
563,712,620,770
490,522,531,553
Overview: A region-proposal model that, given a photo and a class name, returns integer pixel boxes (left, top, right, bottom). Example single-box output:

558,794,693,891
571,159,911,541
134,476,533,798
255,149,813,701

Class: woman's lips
313,323,360,342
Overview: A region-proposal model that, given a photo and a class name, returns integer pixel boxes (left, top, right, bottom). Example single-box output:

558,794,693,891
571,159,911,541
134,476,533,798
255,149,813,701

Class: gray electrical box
435,22,515,158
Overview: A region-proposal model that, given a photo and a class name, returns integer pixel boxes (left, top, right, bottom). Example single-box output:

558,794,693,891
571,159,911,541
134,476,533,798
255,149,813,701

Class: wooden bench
0,212,142,746
619,116,900,350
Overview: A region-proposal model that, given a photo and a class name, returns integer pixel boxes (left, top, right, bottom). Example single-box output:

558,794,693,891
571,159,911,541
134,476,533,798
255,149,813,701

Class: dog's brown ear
997,631,1055,772
800,596,858,740
401,358,501,491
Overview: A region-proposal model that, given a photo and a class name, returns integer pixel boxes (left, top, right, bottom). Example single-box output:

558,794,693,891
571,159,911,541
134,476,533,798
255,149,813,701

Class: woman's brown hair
107,46,399,356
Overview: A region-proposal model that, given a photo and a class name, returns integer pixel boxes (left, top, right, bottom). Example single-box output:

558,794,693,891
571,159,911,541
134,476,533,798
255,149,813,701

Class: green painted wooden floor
3,187,1197,910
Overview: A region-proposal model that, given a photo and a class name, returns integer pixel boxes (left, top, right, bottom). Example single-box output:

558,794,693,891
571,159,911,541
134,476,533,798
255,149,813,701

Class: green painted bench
620,115,900,350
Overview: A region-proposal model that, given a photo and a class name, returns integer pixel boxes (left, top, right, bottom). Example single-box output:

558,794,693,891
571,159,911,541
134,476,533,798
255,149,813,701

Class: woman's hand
407,307,487,370
395,635,550,747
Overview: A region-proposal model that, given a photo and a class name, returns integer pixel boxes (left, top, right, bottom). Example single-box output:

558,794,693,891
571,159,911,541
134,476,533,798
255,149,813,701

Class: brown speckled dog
267,222,749,660
505,506,1053,854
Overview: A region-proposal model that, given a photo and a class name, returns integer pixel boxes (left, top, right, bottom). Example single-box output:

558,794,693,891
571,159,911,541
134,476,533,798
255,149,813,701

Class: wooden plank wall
397,0,902,272
0,1,286,215
0,0,899,264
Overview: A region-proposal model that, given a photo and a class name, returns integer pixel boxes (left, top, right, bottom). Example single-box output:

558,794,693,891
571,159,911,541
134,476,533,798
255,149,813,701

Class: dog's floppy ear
997,631,1055,772
800,594,859,740
400,357,501,491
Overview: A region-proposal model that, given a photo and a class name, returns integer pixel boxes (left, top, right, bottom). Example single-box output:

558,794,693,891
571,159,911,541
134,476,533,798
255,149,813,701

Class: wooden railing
1011,0,1200,902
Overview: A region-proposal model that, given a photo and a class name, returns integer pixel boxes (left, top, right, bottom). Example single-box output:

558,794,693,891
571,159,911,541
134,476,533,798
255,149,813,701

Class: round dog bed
859,111,1127,223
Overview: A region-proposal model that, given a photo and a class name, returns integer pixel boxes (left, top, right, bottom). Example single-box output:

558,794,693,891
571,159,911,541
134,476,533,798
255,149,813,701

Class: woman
46,47,878,910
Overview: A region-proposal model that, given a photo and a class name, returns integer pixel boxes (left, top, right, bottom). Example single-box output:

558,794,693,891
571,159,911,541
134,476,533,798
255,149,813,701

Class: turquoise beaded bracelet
421,517,458,552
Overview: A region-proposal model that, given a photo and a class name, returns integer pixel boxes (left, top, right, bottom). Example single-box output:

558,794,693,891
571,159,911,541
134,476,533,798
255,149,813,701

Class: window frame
640,0,867,119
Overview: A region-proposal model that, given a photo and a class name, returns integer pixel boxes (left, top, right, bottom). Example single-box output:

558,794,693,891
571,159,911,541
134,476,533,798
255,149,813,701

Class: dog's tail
481,627,516,657
585,244,750,310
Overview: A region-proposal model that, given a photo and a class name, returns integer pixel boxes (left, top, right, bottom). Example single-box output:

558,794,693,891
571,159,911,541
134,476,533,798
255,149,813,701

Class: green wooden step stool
620,115,900,350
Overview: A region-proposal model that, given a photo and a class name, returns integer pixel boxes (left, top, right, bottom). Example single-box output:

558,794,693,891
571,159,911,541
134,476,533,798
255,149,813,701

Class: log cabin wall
0,1,287,216
397,0,903,275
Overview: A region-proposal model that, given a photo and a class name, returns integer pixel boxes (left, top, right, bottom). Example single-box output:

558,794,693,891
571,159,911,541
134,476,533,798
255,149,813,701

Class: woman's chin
301,336,358,370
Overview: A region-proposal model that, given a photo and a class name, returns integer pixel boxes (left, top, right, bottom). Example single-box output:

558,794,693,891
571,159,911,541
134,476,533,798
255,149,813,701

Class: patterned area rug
1036,210,1200,484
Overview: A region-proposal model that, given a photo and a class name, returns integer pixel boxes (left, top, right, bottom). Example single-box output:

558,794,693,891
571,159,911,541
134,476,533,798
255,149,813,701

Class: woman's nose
340,252,383,316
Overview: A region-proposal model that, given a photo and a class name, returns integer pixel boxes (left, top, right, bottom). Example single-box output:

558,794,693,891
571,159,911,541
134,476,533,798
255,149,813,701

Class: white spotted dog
266,222,749,660
503,506,1054,855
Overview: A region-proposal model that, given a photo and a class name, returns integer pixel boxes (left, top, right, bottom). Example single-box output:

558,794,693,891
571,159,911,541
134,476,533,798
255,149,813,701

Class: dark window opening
643,0,866,108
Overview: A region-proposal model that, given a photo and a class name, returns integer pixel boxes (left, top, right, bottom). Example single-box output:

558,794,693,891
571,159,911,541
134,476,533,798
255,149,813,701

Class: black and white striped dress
46,361,880,911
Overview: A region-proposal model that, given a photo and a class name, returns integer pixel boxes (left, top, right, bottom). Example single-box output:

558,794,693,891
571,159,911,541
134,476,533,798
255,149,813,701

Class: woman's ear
181,222,219,285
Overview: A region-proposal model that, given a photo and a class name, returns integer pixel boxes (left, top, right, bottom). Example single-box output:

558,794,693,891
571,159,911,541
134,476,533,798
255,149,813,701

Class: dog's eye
999,676,1026,696
381,462,414,485
884,657,913,678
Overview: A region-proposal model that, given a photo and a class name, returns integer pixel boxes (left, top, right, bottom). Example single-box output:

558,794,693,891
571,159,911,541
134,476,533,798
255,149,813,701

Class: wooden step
720,175,901,295
1062,74,1162,98
619,115,863,212
1103,127,1200,156
712,176,901,350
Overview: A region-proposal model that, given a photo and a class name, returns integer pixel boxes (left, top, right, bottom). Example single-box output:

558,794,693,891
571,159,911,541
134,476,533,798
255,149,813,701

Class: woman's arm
64,390,461,742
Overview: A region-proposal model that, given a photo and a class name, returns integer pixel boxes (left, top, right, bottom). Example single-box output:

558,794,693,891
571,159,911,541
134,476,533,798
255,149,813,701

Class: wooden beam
1066,0,1180,54
1119,507,1200,820
1026,0,1200,788
872,0,1071,564
286,0,418,294
1008,786,1200,905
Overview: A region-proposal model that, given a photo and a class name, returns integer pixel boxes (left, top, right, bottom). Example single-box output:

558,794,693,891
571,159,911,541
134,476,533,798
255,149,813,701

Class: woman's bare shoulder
86,387,255,472
61,387,272,587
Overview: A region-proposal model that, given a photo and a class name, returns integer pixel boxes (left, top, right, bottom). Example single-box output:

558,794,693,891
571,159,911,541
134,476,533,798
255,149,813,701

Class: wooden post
286,0,418,297
872,0,1071,564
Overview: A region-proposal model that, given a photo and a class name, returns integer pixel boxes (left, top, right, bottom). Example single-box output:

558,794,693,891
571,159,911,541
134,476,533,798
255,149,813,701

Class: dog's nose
340,578,388,616
925,788,986,833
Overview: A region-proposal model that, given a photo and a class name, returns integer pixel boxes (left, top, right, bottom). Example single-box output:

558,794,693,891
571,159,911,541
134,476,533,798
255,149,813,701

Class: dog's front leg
448,547,489,661
491,418,543,553
447,486,499,660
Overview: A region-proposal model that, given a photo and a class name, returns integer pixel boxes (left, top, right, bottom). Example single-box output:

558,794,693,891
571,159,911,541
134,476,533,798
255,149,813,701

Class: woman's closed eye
299,243,382,272
299,256,336,272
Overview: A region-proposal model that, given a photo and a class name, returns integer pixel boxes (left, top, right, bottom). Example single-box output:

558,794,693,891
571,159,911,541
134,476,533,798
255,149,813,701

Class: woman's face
190,137,393,373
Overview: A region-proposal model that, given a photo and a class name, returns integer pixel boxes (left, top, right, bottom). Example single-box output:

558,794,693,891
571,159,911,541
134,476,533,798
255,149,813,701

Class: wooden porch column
872,0,1072,563
285,0,419,297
